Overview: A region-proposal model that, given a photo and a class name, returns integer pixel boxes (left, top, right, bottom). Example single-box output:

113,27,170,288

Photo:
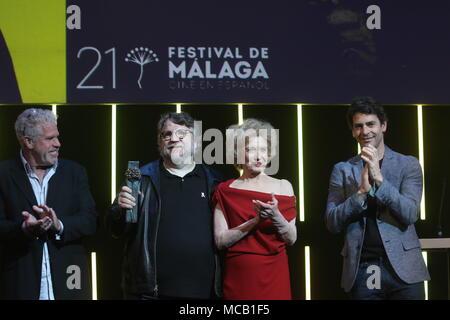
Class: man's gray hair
15,108,57,145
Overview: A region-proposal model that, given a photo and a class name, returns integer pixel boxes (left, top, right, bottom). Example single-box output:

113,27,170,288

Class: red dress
213,179,297,300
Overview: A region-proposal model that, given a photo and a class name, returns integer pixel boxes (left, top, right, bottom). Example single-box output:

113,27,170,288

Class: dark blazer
0,157,97,299
325,146,430,292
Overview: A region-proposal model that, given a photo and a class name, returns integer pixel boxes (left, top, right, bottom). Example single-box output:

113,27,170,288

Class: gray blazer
325,146,430,292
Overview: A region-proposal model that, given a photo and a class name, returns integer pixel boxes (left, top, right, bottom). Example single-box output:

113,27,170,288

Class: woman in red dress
213,119,297,300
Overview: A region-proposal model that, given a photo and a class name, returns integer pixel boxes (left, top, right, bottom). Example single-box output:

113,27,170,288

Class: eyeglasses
160,128,192,141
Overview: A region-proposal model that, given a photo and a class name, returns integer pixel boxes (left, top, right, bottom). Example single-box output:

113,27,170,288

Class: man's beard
39,151,58,166
359,134,379,148
163,145,194,168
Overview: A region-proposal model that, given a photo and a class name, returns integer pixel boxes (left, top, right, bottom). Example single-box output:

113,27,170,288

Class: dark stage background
0,103,449,300
2,1,450,104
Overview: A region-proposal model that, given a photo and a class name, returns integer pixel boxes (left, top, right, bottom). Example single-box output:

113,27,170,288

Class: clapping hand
360,144,383,187
253,193,280,219
33,205,61,233
22,211,52,237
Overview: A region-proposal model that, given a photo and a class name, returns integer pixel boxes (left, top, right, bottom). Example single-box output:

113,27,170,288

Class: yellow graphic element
297,104,305,221
0,0,66,103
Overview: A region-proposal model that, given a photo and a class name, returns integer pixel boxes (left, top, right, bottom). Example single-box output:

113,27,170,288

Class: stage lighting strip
91,252,98,300
297,106,309,299
237,104,244,176
417,105,426,220
422,251,428,300
238,104,244,125
110,104,117,204
297,105,305,222
103,104,118,301
305,246,311,300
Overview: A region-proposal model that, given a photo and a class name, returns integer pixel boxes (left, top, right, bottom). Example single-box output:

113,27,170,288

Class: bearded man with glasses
107,112,224,300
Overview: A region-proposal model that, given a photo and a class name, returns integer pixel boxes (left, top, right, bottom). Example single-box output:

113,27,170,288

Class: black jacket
107,160,223,299
0,158,97,299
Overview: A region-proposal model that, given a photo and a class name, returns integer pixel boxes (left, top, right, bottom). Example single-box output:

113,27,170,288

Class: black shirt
360,159,386,262
156,163,215,298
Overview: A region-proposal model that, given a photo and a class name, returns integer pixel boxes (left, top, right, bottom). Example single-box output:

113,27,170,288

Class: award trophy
124,161,141,223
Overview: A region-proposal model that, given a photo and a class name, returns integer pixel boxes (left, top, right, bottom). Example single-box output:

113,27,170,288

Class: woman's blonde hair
227,118,277,170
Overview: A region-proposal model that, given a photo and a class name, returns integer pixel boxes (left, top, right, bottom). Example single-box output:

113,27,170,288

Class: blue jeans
350,257,425,300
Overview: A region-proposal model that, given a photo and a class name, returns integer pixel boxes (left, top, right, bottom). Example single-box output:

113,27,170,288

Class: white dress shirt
20,151,64,300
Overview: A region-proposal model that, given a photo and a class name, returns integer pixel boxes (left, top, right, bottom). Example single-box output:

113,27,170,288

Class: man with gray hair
0,108,97,299
107,111,223,300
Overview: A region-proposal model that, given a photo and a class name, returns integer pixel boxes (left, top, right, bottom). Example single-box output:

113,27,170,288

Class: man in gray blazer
326,97,430,299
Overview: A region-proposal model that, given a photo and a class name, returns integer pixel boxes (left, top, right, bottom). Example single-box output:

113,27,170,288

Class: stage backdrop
1,0,449,104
